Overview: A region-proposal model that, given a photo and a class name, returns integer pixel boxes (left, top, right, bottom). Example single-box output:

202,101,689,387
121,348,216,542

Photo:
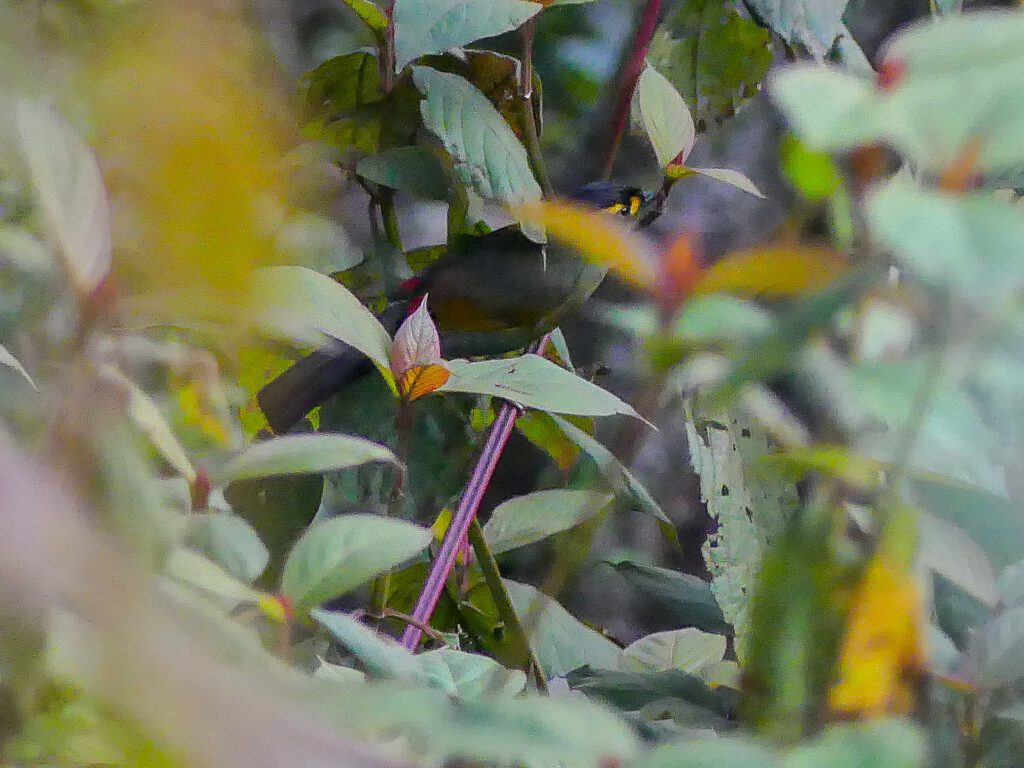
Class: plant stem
520,16,553,196
599,0,662,180
467,519,549,692
400,335,553,649
371,401,413,615
381,0,396,92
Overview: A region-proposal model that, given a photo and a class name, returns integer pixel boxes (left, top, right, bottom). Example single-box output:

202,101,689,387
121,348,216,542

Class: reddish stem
599,0,662,180
400,335,551,649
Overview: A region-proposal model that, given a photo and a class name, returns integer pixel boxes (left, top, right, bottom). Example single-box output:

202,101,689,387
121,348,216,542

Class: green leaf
603,557,730,635
412,66,542,238
998,557,1024,608
620,628,727,674
647,0,771,130
300,52,383,155
504,579,620,677
394,0,540,71
0,343,37,390
770,65,885,150
312,608,421,679
218,434,396,483
282,514,431,609
162,547,264,606
966,606,1024,689
254,266,393,371
550,414,675,539
15,99,111,293
780,133,842,201
672,295,775,344
635,64,695,168
341,0,388,34
416,648,526,699
918,511,997,608
865,178,1024,307
635,738,777,768
784,720,925,768
566,666,726,716
440,354,642,420
686,167,765,198
483,489,613,555
746,0,849,59
357,146,450,200
183,512,270,583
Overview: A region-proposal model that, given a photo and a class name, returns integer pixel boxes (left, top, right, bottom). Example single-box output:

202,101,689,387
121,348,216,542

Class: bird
257,182,650,434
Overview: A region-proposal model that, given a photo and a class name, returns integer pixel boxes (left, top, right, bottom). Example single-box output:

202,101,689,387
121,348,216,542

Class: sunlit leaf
684,167,765,198
635,64,695,168
413,67,542,238
394,0,540,71
482,489,613,554
399,364,452,401
218,434,396,482
693,244,846,298
14,99,111,294
341,0,388,34
440,354,644,420
254,266,393,372
620,628,726,674
282,514,431,609
514,199,656,288
0,343,37,391
391,298,445,380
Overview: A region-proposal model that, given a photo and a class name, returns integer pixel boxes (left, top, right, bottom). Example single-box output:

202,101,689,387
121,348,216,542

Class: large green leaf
394,0,540,71
14,99,111,293
634,64,695,168
412,66,542,237
504,579,620,677
415,648,526,699
684,405,800,657
217,434,396,483
647,0,771,130
634,738,777,768
300,52,382,154
254,266,393,371
620,628,726,674
162,548,264,607
603,557,730,635
312,608,421,679
746,0,849,59
183,512,269,584
565,666,726,717
865,178,1024,308
281,514,431,609
439,354,642,419
357,146,449,200
482,489,613,555
784,720,924,768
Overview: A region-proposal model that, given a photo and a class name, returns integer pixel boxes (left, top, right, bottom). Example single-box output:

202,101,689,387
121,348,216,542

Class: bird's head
569,181,650,222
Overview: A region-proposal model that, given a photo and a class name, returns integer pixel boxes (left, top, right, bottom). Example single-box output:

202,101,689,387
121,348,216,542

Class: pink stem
599,0,662,179
400,335,552,649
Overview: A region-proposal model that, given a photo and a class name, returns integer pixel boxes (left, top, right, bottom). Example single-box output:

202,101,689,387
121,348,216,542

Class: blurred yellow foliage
828,555,926,718
83,0,296,333
694,245,847,299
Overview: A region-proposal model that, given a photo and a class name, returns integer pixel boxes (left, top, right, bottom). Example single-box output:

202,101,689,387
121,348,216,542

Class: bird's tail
257,301,407,434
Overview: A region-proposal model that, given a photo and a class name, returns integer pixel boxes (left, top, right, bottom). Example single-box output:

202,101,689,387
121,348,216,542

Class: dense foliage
1,1,1023,768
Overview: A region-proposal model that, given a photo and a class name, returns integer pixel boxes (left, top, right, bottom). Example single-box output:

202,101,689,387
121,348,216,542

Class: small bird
258,182,649,433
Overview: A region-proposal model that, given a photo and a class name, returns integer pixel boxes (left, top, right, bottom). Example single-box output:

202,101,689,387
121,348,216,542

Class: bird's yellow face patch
628,194,642,216
603,202,626,215
603,195,644,218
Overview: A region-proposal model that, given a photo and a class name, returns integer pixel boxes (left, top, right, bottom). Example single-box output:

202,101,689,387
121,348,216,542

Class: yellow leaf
514,199,656,289
693,245,847,299
828,555,926,718
398,363,451,402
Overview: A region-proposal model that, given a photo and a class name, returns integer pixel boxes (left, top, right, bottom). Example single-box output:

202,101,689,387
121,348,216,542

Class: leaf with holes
746,0,849,60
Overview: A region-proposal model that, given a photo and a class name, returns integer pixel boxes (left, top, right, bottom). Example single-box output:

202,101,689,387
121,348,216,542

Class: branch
520,16,553,196
599,0,662,180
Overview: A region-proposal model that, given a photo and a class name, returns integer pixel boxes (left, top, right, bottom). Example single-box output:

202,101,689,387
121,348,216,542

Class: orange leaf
514,199,656,290
398,363,451,402
828,555,926,718
693,245,847,299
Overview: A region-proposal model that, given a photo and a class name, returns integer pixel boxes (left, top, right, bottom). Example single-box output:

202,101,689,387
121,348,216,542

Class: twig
467,519,549,692
381,0,396,92
520,16,553,196
599,0,662,180
401,335,552,650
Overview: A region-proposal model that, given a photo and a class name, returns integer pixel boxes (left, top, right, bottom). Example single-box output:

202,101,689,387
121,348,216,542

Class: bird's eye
619,206,631,217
